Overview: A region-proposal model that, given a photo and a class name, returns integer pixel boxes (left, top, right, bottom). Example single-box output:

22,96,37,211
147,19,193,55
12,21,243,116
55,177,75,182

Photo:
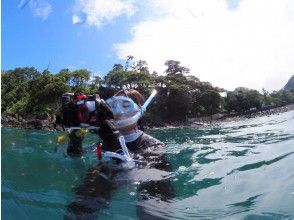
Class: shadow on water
175,177,223,199
227,194,262,211
195,149,222,164
227,151,294,175
227,149,250,157
167,197,265,220
168,148,196,168
244,212,293,220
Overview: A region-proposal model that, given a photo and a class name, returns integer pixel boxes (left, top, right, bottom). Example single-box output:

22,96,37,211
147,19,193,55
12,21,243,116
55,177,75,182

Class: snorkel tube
103,136,132,162
115,90,158,129
142,90,158,112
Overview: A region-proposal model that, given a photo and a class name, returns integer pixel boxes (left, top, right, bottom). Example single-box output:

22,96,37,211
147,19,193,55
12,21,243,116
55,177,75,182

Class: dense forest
2,56,294,126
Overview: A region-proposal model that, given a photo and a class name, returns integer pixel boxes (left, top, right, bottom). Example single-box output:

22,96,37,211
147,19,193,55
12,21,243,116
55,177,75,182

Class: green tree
104,70,127,89
134,60,149,73
125,55,135,71
70,69,91,91
164,60,190,75
56,69,72,85
1,67,40,114
112,64,124,71
198,90,222,115
85,75,102,94
224,88,262,112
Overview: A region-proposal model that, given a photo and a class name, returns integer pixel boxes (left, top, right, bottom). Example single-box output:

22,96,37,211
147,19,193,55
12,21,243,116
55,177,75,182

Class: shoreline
147,103,294,129
216,103,294,123
2,104,294,131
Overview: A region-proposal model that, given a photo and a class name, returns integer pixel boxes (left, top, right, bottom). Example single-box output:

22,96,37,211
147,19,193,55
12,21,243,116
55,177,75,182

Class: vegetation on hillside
2,57,294,126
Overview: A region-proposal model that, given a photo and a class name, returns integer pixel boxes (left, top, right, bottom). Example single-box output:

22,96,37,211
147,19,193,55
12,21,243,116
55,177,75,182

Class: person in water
65,92,102,157
64,89,174,219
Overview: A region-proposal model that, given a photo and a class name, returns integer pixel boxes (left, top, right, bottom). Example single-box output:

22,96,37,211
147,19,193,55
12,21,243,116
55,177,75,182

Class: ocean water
2,110,294,220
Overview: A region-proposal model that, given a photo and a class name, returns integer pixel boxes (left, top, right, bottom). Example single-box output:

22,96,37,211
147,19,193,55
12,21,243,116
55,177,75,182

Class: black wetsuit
65,132,174,220
127,133,175,220
67,131,84,157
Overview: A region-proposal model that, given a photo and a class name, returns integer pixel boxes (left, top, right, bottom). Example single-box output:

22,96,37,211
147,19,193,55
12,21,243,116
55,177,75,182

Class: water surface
2,111,294,219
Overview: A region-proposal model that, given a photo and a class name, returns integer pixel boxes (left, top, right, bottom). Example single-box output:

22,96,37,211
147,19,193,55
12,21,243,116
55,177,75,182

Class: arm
95,99,122,152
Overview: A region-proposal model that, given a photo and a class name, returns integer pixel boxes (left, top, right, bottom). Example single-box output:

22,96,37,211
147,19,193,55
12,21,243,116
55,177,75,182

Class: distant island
1,56,294,130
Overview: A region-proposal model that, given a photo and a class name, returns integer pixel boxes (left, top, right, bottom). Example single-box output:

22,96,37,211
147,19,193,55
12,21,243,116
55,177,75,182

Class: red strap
96,143,102,160
77,105,89,123
74,94,87,102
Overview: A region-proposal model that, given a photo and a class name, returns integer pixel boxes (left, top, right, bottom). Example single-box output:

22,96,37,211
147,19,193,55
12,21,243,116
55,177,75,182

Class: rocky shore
2,104,294,131
217,103,294,122
1,113,57,131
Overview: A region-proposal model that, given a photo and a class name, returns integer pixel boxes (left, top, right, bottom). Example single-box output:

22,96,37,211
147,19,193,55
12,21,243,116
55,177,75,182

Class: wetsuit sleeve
67,130,84,157
96,100,122,152
97,119,121,152
132,133,175,219
129,133,172,171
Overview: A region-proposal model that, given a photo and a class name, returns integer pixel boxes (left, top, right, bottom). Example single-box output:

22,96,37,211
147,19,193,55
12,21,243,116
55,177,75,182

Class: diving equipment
106,96,139,116
107,90,157,129
123,129,144,143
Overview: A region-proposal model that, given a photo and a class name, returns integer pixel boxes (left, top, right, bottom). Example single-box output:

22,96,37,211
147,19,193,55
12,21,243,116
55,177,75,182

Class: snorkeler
61,91,120,157
63,89,174,219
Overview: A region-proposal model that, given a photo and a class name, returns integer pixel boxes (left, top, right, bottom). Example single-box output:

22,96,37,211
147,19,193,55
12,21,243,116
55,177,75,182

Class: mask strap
122,89,142,107
123,89,129,98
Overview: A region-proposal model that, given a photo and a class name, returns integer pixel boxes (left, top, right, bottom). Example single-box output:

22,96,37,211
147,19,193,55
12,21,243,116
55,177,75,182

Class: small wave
227,149,250,157
227,152,294,175
227,194,262,209
244,212,293,220
175,177,223,199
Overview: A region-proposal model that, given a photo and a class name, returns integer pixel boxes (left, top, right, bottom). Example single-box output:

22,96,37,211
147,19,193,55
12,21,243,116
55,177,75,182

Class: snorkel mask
106,90,157,129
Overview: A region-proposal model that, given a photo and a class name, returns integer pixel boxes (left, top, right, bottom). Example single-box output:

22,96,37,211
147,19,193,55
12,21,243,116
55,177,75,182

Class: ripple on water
2,110,294,219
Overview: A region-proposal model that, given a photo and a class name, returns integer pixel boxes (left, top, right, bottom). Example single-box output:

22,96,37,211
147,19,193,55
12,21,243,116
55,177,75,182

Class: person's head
115,89,145,107
108,89,145,133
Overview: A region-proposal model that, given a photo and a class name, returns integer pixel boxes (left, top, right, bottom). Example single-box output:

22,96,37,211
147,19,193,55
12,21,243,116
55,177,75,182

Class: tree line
2,56,294,126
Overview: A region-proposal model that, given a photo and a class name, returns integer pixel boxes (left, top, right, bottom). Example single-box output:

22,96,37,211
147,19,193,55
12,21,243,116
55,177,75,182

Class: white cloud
33,2,52,19
72,14,84,24
18,0,52,19
73,0,136,27
114,0,294,91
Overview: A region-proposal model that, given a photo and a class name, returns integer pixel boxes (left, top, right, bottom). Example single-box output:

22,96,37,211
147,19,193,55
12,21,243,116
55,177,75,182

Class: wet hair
114,89,145,131
115,89,145,106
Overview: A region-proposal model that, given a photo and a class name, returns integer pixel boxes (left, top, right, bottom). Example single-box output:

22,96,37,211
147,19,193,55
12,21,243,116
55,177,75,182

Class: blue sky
2,0,137,76
2,0,294,91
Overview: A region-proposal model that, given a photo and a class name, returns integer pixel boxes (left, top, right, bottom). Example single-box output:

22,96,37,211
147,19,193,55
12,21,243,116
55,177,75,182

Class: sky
2,0,294,92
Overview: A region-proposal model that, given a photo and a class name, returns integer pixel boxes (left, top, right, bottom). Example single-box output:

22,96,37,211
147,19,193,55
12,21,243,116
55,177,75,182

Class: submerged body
63,89,174,219
65,131,174,219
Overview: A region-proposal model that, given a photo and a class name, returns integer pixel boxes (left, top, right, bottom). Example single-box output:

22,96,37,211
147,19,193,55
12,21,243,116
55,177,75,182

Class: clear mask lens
106,96,139,116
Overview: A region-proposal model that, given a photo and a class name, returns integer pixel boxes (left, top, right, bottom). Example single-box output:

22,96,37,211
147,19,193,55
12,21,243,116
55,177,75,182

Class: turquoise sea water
2,110,294,219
